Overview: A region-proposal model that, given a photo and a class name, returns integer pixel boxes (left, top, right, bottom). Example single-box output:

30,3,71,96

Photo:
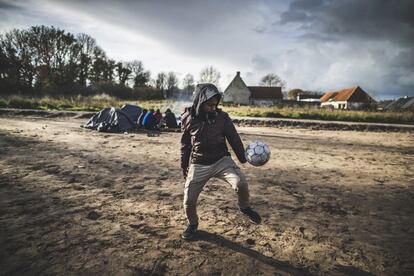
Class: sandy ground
0,115,413,275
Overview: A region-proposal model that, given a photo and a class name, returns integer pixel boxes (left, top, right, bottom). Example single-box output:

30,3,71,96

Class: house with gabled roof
384,96,414,111
223,72,283,105
320,86,375,109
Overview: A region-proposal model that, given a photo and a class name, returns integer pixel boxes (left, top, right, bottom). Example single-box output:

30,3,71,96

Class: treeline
0,26,208,99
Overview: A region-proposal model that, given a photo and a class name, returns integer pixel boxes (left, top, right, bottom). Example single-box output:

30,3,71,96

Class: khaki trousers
183,156,250,225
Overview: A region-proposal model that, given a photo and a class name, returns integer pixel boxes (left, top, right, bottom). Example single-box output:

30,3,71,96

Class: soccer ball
245,140,271,166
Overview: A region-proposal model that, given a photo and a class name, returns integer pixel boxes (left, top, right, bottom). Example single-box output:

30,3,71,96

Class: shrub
0,99,7,108
131,87,163,100
7,96,39,109
91,82,134,99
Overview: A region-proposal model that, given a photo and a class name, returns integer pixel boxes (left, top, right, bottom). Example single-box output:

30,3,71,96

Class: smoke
167,100,193,118
161,90,194,123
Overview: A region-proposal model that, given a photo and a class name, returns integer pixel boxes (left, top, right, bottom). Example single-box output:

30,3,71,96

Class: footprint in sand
87,211,101,220
44,165,60,174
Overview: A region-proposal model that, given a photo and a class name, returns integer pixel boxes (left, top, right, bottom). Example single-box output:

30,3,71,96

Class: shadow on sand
193,230,310,275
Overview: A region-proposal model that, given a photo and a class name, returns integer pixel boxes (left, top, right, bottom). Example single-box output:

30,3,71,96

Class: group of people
137,108,178,130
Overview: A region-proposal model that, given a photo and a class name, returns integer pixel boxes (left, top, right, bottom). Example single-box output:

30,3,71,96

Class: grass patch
0,98,8,108
7,96,40,109
0,95,184,113
221,105,414,125
1,95,413,125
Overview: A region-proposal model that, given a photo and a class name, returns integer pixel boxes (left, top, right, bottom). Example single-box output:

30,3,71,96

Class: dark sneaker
181,224,198,240
240,207,262,224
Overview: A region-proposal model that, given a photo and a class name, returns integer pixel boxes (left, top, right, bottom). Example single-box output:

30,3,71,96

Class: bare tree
182,73,195,91
260,73,286,90
167,72,178,90
128,60,150,87
90,47,112,84
0,30,33,92
199,66,221,86
116,62,132,86
166,71,178,98
1,26,82,93
155,72,167,91
183,74,194,89
76,33,96,86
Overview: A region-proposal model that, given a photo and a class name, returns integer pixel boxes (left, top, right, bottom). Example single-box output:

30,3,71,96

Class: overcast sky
1,0,413,99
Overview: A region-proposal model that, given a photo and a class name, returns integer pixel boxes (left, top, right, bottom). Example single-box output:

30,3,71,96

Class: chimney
236,71,240,77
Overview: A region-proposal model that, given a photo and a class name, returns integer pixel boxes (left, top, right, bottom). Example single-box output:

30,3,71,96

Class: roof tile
248,86,283,99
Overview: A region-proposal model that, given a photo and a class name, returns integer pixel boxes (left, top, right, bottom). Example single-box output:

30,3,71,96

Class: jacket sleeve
180,116,192,170
224,113,247,164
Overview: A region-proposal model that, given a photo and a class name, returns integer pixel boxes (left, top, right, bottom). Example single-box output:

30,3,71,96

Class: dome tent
82,104,142,133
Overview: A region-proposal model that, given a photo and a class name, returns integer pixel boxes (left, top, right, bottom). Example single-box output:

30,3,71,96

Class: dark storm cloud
280,0,414,45
280,10,310,24
277,0,414,98
55,0,258,35
1,0,412,98
49,0,274,62
0,1,22,11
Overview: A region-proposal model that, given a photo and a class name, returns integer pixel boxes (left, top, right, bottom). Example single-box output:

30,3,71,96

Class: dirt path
0,116,413,275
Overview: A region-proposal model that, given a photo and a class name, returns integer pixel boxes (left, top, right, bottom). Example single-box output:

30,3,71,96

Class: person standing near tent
180,83,261,240
137,109,148,128
143,108,157,130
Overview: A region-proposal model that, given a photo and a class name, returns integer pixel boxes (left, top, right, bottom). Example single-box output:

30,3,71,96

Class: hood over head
191,83,221,117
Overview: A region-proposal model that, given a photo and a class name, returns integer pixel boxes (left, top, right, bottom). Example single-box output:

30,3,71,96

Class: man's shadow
192,231,374,276
192,230,310,275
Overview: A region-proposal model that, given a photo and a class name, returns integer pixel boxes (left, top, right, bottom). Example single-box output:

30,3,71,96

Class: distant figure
164,108,178,128
137,109,148,128
153,109,163,125
143,108,157,130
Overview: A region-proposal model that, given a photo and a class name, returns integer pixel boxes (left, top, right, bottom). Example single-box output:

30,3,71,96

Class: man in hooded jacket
164,108,178,128
180,83,261,240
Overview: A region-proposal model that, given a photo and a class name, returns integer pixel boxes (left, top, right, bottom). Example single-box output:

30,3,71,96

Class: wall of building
348,102,367,109
321,101,367,109
321,101,348,109
223,73,250,105
250,99,275,106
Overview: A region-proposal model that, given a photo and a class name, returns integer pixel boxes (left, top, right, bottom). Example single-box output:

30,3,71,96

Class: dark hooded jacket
164,108,178,128
143,110,157,130
180,83,246,170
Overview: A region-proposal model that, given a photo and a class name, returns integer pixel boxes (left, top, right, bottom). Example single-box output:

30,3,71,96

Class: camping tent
82,104,142,133
120,104,141,122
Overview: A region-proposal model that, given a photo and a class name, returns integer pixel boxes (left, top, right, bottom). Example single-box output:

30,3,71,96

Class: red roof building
320,86,375,109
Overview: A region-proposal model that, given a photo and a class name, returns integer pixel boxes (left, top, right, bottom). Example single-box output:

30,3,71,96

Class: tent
82,104,142,133
120,104,142,122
